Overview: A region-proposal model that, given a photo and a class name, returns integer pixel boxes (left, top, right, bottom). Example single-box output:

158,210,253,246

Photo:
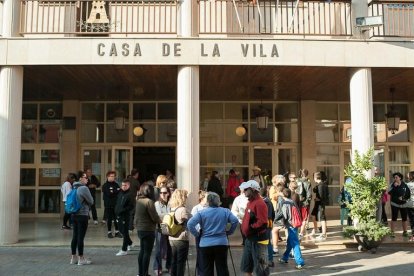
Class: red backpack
290,203,302,228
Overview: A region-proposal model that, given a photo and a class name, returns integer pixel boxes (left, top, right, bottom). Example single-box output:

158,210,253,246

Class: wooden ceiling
23,65,414,102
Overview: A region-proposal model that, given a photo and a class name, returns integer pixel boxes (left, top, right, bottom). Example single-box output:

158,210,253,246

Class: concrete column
300,101,317,175
61,100,80,180
177,66,199,206
0,66,23,244
349,68,374,156
2,0,21,37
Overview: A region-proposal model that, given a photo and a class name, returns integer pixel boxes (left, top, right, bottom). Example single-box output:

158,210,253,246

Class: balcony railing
19,0,178,35
198,0,352,36
370,1,414,37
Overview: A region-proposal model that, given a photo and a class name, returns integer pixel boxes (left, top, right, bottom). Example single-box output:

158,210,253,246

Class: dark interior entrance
133,147,176,183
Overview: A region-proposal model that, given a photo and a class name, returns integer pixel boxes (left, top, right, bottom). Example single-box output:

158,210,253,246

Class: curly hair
169,189,188,208
156,175,168,188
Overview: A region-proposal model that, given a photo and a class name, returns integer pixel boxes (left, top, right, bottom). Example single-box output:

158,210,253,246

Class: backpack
65,187,82,214
160,210,183,237
290,203,302,228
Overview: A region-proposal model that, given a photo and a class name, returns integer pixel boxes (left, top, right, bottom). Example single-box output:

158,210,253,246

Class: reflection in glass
278,149,297,176
20,169,36,186
200,123,224,143
315,103,338,121
39,168,61,186
225,103,248,121
158,123,177,142
20,190,35,213
21,124,37,143
274,103,298,122
38,190,61,213
373,104,386,123
388,123,408,142
107,103,129,121
81,123,104,143
106,123,129,142
133,103,156,121
200,146,223,166
316,146,339,166
339,103,350,121
39,124,60,143
158,103,177,120
274,124,298,142
22,104,38,120
254,149,272,181
224,124,247,143
389,146,410,164
201,103,223,122
315,122,338,142
83,149,102,182
225,147,248,166
374,123,386,143
250,123,272,142
21,150,35,163
41,150,60,163
82,103,104,121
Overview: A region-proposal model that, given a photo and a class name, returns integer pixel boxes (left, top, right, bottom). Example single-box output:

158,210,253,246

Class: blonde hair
156,175,168,188
198,190,207,203
169,189,188,208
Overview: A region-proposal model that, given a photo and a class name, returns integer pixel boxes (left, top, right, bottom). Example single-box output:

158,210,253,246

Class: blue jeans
137,231,156,276
153,231,172,271
282,227,304,266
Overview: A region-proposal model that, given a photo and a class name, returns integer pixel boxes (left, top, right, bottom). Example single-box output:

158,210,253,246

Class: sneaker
273,249,279,256
127,244,133,251
77,258,92,266
61,225,71,230
115,250,127,256
403,231,409,237
115,232,123,238
278,258,288,264
295,264,305,270
101,220,107,224
70,256,76,265
93,220,98,225
268,261,274,267
107,233,114,238
315,234,327,241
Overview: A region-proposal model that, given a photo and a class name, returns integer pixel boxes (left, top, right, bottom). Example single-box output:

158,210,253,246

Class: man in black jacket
102,171,121,238
115,179,134,256
85,168,101,225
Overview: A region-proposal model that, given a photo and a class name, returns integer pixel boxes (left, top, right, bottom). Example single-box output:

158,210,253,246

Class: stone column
300,101,317,176
0,66,23,245
349,68,374,156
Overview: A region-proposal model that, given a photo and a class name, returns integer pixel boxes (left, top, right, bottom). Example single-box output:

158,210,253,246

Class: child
274,188,305,270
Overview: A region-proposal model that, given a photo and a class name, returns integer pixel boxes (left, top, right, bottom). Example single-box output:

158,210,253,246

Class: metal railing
20,0,178,35
198,0,352,36
370,1,414,37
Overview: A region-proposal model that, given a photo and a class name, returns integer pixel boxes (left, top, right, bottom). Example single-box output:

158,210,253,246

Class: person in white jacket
231,186,248,245
61,173,77,230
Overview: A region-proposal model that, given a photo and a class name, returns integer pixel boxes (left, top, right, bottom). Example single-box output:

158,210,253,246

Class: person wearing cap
240,180,270,276
250,166,265,189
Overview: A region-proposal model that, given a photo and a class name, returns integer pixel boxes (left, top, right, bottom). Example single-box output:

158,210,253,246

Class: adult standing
153,185,172,275
190,191,208,276
226,169,243,208
207,171,224,201
296,169,312,238
134,183,161,276
85,168,101,225
269,175,285,256
389,172,411,237
70,172,94,266
102,171,122,238
250,166,265,188
168,189,191,276
311,171,329,241
240,180,269,276
187,192,239,276
61,173,76,230
405,171,414,241
114,179,135,256
231,186,249,246
128,168,140,231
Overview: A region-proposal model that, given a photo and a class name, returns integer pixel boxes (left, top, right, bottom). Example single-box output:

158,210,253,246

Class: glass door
111,146,133,184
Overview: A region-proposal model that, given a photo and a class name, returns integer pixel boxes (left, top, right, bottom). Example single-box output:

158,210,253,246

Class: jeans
200,245,229,276
90,192,98,221
241,238,269,275
282,227,305,266
340,208,349,226
266,228,273,262
153,231,172,271
195,236,204,276
170,240,189,276
137,231,156,276
118,216,132,251
71,215,89,256
106,207,118,232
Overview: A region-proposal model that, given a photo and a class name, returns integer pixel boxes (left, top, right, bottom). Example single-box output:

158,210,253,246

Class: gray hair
206,192,221,207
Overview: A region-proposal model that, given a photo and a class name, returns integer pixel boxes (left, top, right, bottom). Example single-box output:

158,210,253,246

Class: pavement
1,218,414,275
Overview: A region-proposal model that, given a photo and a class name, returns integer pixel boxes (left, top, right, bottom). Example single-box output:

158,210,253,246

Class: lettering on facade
97,42,278,58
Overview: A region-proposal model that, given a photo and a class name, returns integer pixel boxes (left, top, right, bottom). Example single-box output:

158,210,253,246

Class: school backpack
290,203,302,228
65,187,82,214
160,210,183,237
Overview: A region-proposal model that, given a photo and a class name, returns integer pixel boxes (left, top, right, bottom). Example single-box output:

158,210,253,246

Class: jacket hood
73,182,82,188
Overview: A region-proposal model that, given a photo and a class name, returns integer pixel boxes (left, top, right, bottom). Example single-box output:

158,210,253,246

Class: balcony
15,0,414,38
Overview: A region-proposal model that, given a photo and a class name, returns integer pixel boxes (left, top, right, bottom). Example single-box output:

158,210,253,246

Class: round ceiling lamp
235,126,247,137
133,126,144,137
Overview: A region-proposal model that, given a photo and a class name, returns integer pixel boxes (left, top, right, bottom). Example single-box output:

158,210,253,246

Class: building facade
1,0,414,244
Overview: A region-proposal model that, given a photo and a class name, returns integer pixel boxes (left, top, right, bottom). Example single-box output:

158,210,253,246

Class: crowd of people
60,166,414,276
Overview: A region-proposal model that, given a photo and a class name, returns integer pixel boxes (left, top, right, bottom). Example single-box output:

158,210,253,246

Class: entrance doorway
133,147,176,183
251,146,298,184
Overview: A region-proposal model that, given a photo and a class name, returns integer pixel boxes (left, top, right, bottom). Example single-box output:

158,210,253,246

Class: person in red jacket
240,180,269,276
226,169,243,208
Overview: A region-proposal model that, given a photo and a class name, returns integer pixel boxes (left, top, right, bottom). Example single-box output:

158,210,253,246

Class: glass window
133,103,156,121
388,123,408,142
41,150,60,164
316,146,339,166
200,103,223,122
274,124,298,142
250,124,273,142
274,103,298,122
224,124,248,143
158,103,177,120
133,123,155,143
340,123,352,143
21,150,35,163
373,104,386,123
315,123,339,142
81,123,104,143
388,104,408,121
278,148,297,176
21,124,37,143
200,123,224,143
200,146,223,166
20,190,35,213
22,104,38,120
38,190,61,213
250,104,273,121
158,123,177,142
374,123,387,143
339,103,350,121
83,150,102,182
81,103,104,121
20,169,36,186
316,103,338,121
225,103,248,121
39,103,62,120
39,124,60,143
106,123,129,142
328,186,341,207
107,103,129,121
225,146,248,166
389,146,410,164
39,168,61,186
